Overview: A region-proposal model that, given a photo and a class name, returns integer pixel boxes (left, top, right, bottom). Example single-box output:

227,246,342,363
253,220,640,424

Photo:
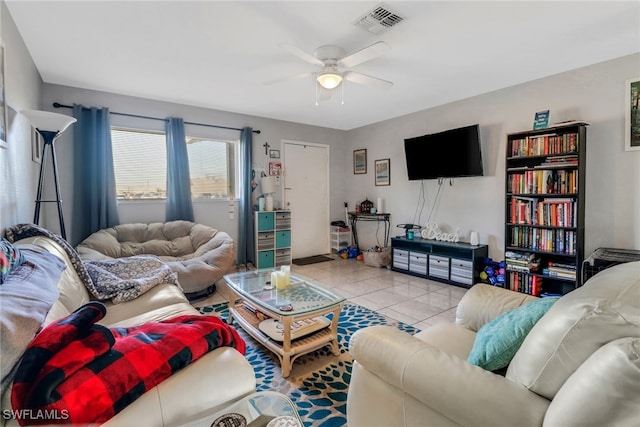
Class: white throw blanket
84,256,181,304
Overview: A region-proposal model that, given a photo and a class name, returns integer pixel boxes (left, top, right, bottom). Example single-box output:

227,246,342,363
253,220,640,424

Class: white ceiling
6,1,640,131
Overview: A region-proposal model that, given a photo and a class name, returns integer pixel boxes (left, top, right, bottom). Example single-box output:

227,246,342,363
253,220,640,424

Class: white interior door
282,141,330,259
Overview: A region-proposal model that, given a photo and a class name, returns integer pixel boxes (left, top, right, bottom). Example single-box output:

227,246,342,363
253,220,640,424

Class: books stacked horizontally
505,251,541,272
543,261,577,280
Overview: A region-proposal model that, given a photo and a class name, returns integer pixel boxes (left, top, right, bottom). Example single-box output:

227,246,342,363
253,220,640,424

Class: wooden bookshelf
504,122,588,295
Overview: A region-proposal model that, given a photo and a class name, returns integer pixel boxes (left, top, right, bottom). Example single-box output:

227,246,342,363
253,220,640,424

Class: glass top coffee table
180,391,302,427
224,269,345,377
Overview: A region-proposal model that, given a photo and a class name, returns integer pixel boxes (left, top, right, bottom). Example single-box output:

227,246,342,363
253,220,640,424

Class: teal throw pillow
468,296,560,371
0,237,26,284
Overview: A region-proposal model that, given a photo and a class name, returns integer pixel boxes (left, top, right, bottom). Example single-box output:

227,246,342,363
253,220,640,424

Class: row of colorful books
508,197,576,227
508,227,577,254
507,271,542,296
509,133,578,157
507,169,578,195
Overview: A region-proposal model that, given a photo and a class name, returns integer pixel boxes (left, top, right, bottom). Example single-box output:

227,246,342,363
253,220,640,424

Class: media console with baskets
391,236,488,288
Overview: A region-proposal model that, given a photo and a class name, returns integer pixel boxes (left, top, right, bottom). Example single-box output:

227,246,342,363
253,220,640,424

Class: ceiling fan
264,41,393,101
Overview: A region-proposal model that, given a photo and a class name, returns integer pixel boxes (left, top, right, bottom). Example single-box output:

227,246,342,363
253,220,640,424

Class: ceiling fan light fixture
317,72,342,89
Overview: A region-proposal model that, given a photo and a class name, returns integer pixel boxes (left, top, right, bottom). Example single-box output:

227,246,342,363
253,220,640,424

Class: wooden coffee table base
228,300,343,377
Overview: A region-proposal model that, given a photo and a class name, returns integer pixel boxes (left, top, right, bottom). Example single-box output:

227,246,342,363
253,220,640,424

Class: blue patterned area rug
197,302,419,427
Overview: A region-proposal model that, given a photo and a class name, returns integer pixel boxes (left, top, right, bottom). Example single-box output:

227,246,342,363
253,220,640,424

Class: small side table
180,391,302,427
348,212,391,252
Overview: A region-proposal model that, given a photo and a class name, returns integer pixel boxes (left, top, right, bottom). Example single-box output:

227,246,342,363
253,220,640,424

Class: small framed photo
31,127,42,163
375,158,390,186
353,149,367,174
625,77,640,151
269,161,282,176
269,149,280,159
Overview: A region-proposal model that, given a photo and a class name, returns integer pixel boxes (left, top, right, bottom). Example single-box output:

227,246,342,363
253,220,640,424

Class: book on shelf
547,261,577,270
242,302,272,321
508,271,542,296
505,251,535,261
543,269,577,280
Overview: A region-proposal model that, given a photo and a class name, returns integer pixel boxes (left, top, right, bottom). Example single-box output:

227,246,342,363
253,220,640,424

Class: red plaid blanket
11,302,245,425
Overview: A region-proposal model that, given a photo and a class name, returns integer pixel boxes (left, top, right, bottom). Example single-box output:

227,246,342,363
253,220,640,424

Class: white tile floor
193,255,467,331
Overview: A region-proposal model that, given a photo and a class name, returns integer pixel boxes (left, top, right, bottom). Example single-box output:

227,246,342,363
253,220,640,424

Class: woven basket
363,247,391,268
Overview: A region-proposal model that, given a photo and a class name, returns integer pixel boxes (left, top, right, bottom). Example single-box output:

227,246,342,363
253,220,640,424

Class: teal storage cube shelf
257,212,275,231
255,210,292,269
276,230,291,248
257,251,275,269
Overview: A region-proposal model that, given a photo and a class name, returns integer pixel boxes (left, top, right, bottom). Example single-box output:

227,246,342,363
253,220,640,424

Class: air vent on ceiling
354,4,404,35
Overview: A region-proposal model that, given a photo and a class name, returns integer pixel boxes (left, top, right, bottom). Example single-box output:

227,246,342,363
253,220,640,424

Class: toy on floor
480,258,505,286
337,246,360,259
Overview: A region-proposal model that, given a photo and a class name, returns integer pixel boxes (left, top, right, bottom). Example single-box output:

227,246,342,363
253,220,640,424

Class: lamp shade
261,176,276,194
317,72,343,89
21,110,77,133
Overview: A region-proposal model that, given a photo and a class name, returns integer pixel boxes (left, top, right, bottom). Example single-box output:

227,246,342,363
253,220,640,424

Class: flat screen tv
404,124,484,180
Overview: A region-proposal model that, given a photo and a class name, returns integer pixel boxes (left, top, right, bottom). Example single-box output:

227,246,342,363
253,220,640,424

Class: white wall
345,54,640,259
40,84,348,245
0,1,44,234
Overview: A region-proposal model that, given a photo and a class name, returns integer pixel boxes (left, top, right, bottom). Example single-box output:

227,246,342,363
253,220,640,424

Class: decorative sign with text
533,110,550,130
421,222,460,242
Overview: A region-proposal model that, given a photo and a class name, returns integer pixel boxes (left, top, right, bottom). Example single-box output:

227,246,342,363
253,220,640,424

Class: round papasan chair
76,220,235,300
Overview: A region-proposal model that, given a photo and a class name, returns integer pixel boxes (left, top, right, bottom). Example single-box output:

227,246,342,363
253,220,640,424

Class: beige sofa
1,235,255,427
347,261,640,427
76,221,235,300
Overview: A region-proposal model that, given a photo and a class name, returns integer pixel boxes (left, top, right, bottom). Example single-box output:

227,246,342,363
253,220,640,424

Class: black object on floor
185,283,216,301
292,255,334,266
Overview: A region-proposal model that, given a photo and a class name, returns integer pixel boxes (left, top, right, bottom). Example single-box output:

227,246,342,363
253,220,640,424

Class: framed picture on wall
625,77,640,151
0,42,7,149
353,149,367,174
375,158,390,186
269,161,282,176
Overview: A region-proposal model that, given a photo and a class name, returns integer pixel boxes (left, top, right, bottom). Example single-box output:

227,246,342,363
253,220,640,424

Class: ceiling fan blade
263,72,314,86
339,41,390,68
343,71,393,89
279,43,324,66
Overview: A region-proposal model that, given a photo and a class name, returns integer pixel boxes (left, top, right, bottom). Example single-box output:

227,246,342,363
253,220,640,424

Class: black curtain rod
52,102,261,134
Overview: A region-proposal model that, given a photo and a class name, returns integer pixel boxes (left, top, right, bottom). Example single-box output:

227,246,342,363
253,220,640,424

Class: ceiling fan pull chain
341,81,345,105
315,80,319,106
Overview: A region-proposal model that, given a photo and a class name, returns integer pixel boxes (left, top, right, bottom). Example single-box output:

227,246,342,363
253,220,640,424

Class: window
111,128,236,200
112,129,167,200
186,137,236,199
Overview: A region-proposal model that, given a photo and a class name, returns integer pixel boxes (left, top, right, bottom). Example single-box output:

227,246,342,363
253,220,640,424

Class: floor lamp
22,110,77,240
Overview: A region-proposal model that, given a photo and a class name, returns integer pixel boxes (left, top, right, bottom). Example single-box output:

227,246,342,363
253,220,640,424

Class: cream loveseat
347,261,640,427
77,221,235,300
1,234,255,427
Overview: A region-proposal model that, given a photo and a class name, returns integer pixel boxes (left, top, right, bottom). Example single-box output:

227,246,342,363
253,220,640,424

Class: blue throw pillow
468,296,560,371
0,238,26,284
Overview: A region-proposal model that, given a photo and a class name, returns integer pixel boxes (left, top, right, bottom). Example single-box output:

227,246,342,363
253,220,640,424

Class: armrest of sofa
75,246,114,262
350,325,550,427
455,283,537,332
